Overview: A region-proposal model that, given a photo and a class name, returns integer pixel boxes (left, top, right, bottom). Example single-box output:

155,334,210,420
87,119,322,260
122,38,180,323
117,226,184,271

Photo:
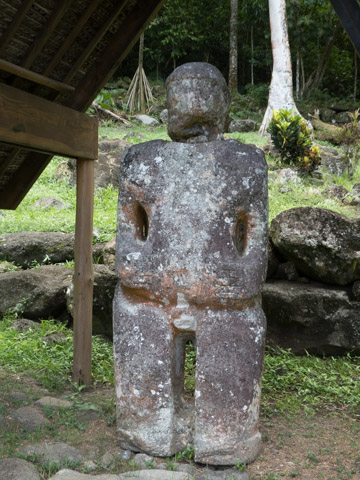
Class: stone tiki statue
113,63,268,465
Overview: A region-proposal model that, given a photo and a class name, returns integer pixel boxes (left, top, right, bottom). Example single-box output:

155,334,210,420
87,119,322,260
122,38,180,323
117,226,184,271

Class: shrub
268,109,321,175
338,108,360,177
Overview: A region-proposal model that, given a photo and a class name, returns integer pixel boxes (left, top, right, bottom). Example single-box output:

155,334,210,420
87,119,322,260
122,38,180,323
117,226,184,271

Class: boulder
34,197,68,210
320,145,347,176
263,280,360,355
19,442,83,467
322,185,349,201
0,232,74,268
66,139,131,189
270,207,360,285
228,119,257,133
67,264,117,337
269,168,301,185
0,265,72,321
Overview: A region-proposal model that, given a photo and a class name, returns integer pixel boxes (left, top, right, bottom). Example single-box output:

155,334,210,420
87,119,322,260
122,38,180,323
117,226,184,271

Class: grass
1,312,360,417
0,315,113,392
1,122,360,430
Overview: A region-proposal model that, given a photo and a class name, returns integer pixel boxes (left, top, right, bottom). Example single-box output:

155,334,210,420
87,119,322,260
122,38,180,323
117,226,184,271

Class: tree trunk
228,0,238,93
250,24,254,85
295,48,300,99
259,0,301,135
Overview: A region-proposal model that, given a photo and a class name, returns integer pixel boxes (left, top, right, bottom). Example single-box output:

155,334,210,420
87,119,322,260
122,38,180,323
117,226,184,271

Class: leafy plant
268,109,321,175
338,109,360,177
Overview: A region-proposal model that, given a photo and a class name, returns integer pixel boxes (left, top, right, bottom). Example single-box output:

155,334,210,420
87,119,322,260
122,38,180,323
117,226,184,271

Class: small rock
123,132,145,141
135,114,160,126
41,332,67,343
11,318,39,332
133,453,154,469
82,460,97,471
228,119,257,133
48,469,120,479
323,184,348,201
0,457,41,480
75,408,99,423
100,451,116,468
35,197,68,210
274,168,301,185
159,109,168,123
177,464,195,474
119,470,190,480
19,442,84,466
278,186,293,194
118,449,133,460
35,396,72,410
9,391,28,403
14,406,50,432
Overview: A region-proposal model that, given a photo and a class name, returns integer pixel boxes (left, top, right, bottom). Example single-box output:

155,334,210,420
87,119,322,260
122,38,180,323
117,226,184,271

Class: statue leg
113,284,178,457
194,306,266,465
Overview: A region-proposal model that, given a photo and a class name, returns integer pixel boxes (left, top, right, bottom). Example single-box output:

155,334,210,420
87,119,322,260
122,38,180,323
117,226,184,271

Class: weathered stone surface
114,62,267,465
0,266,72,321
0,457,40,480
14,406,50,431
320,145,347,176
0,261,19,273
197,471,248,480
119,471,190,480
323,185,349,201
159,109,168,123
263,280,360,355
35,396,72,410
66,139,131,189
135,114,160,126
19,442,84,466
0,232,74,268
228,119,257,133
49,470,120,480
270,207,360,285
166,63,231,142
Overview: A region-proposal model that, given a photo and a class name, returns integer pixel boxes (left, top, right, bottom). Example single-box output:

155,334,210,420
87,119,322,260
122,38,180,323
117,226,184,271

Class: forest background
115,0,359,104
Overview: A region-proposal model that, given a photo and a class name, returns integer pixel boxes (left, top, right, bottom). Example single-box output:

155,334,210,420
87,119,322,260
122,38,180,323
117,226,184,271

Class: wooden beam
72,158,94,386
330,0,360,55
0,83,98,159
66,0,166,112
0,0,35,56
0,59,75,93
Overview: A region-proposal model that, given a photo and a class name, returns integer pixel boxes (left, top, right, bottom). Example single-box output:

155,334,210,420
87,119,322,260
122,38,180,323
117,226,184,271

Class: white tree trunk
259,0,300,135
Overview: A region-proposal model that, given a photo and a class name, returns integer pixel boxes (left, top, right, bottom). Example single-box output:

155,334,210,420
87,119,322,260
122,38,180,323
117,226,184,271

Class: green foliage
262,347,360,415
338,109,360,176
268,109,321,175
0,316,114,391
184,341,196,397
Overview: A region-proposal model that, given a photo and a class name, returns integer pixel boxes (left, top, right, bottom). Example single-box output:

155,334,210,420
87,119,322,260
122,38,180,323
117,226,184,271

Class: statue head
166,62,231,143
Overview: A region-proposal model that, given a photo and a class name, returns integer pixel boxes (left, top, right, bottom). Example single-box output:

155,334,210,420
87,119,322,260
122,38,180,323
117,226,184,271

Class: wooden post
73,157,94,386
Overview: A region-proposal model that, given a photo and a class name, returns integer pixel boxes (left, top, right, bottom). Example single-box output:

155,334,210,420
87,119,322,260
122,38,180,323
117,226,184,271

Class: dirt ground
1,369,360,480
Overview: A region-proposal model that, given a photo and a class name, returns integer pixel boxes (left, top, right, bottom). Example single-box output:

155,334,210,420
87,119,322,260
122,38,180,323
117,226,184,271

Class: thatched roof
0,0,165,209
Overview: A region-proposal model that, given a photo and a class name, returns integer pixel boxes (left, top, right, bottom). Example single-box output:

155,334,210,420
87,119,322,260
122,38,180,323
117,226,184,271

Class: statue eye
135,204,149,241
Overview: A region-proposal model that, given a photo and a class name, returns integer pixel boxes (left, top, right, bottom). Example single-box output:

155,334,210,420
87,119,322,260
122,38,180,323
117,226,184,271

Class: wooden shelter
0,0,165,385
